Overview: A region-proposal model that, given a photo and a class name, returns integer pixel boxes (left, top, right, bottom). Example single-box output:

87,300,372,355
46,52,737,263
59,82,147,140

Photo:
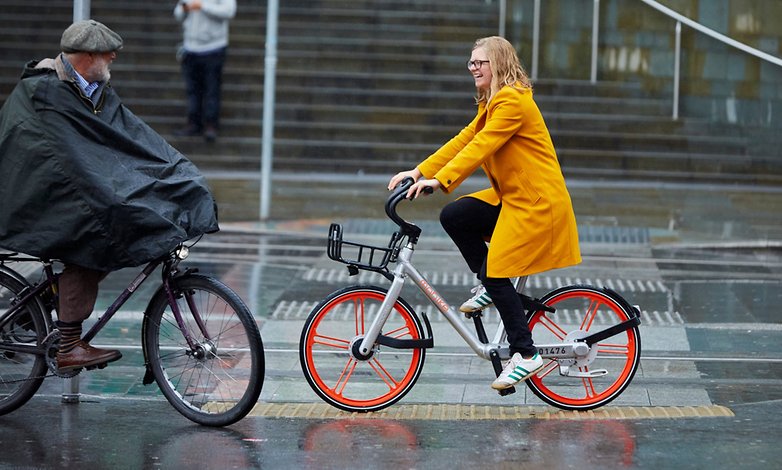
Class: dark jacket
0,56,218,270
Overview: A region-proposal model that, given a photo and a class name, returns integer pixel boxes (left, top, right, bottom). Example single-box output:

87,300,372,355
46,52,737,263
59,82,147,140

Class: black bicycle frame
0,250,211,355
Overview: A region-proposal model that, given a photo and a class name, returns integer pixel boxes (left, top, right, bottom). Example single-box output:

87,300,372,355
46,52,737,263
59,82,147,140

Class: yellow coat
418,85,581,278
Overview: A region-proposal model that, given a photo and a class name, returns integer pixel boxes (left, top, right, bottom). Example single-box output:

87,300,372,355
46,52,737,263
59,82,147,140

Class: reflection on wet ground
1,178,781,467
2,396,780,469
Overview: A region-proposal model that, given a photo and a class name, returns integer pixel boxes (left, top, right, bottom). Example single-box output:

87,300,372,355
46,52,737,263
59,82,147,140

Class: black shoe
204,126,218,142
173,126,202,137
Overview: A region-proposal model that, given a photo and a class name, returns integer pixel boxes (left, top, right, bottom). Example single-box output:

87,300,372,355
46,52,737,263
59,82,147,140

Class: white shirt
174,0,237,53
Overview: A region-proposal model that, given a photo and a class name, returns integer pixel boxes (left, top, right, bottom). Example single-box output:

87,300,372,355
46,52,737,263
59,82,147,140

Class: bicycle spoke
597,343,631,357
537,359,559,379
368,358,399,391
536,313,567,340
579,299,601,331
312,333,350,350
333,358,358,396
353,298,365,335
385,324,412,339
528,286,640,410
301,286,426,412
579,371,597,398
145,274,263,426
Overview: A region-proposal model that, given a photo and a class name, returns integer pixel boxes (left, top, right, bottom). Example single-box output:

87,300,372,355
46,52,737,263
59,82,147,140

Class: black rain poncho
0,59,219,271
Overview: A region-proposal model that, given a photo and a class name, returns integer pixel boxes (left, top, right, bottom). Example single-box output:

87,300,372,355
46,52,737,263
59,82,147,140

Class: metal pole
591,0,599,83
64,0,92,403
498,0,506,38
260,0,279,220
73,0,90,22
673,20,681,120
532,0,540,80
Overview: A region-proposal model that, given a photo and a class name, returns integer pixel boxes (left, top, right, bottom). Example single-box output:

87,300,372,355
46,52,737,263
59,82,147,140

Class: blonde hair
473,36,531,103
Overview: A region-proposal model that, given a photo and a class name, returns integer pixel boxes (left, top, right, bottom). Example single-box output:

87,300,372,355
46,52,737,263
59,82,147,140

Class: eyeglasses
467,59,490,70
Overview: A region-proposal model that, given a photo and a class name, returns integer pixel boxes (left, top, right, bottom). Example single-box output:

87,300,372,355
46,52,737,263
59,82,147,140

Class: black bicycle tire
525,284,642,410
143,274,264,426
300,285,427,413
0,271,49,415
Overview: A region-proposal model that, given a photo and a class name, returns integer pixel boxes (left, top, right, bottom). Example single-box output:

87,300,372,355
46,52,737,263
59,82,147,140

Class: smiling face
468,46,492,92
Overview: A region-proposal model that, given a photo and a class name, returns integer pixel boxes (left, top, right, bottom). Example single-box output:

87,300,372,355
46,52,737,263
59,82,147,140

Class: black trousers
440,197,537,357
181,47,227,130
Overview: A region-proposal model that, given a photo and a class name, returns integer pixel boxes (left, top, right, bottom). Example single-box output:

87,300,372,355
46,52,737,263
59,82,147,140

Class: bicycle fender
376,311,435,349
140,272,207,385
600,287,642,319
0,266,54,330
140,283,167,385
140,276,192,385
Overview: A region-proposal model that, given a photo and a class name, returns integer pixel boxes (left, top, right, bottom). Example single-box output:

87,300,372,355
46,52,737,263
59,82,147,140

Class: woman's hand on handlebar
388,168,422,191
406,179,440,199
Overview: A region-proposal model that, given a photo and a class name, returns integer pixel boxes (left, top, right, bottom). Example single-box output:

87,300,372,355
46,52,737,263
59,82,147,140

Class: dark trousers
440,197,537,357
58,265,107,324
181,47,227,131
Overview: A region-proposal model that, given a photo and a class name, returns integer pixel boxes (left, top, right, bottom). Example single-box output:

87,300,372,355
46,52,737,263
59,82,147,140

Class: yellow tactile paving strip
249,403,734,420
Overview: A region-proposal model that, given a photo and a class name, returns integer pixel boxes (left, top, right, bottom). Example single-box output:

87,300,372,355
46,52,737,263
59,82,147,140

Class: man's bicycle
0,241,264,426
300,178,641,412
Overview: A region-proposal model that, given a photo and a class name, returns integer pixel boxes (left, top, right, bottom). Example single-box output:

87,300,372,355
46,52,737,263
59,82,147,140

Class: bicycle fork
356,245,434,357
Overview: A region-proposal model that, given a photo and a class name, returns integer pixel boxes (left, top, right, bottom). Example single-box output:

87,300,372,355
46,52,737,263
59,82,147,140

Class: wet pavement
1,173,781,468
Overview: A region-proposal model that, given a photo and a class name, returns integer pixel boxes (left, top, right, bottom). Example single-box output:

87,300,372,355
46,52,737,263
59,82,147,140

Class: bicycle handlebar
384,177,433,242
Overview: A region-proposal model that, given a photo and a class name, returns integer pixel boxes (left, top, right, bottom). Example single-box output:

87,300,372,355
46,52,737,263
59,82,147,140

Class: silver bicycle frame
356,241,594,366
358,242,511,360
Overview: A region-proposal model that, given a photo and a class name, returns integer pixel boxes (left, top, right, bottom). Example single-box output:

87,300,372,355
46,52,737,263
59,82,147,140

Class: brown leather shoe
57,341,122,371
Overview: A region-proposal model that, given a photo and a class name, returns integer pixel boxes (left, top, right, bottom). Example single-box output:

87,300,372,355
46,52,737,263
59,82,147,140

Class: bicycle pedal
463,310,484,319
498,386,516,396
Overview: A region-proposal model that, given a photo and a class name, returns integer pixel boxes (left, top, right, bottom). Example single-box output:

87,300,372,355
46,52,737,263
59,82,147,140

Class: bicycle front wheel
300,285,426,413
0,271,49,415
526,285,641,411
143,275,264,426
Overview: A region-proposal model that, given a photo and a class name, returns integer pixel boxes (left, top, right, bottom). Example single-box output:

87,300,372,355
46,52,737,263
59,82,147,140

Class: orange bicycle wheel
526,285,641,410
300,285,426,412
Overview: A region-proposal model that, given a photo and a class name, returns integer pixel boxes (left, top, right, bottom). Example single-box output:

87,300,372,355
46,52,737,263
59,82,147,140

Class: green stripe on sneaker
509,365,533,378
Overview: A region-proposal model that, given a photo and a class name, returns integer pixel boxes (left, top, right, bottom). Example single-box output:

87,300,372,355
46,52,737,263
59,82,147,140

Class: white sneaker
491,352,544,390
459,284,494,313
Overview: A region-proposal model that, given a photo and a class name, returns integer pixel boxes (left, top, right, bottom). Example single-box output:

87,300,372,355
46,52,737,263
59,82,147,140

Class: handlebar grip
385,177,424,241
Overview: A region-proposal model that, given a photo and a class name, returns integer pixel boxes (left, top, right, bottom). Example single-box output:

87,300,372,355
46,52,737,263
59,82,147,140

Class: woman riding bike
388,36,581,391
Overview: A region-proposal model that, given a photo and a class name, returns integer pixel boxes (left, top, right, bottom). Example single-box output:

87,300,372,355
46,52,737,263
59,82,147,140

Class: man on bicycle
0,21,219,371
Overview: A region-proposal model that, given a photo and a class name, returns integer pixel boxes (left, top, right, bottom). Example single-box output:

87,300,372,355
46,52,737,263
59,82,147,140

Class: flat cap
61,20,123,53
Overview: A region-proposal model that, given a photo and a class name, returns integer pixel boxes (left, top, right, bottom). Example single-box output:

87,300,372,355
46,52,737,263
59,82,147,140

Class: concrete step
168,133,776,177
0,0,772,185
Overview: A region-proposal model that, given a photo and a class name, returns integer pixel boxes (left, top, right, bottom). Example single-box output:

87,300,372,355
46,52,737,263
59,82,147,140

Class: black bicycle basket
327,223,405,270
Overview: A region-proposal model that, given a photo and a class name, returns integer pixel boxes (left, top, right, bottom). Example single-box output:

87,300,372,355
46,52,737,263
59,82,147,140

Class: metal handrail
500,0,782,120
640,0,782,67
640,0,782,120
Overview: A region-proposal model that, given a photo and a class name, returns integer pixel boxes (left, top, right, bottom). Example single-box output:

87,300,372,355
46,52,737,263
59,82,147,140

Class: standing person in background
388,36,581,391
174,0,237,142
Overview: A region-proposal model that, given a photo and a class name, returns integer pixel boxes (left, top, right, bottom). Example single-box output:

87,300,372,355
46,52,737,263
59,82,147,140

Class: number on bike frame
526,285,641,410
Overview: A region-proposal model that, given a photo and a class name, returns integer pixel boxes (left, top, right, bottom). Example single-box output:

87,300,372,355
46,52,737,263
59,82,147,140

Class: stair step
0,0,773,189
